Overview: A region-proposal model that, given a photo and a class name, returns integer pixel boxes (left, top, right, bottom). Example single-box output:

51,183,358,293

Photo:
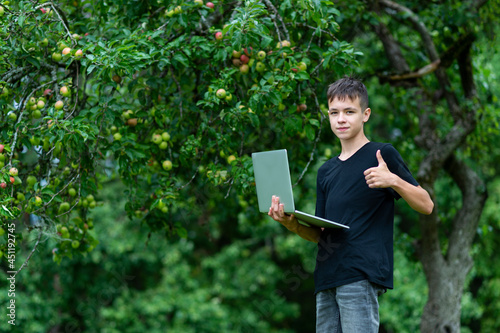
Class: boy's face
328,96,371,142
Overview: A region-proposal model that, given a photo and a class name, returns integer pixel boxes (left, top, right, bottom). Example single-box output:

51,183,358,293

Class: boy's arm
364,150,434,215
268,195,322,243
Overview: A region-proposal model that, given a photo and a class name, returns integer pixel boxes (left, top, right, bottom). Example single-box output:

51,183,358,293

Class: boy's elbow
421,200,434,215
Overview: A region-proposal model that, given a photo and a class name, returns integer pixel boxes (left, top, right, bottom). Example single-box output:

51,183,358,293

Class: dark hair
326,77,369,110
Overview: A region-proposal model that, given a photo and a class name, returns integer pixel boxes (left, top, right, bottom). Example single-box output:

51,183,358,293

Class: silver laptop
252,149,349,229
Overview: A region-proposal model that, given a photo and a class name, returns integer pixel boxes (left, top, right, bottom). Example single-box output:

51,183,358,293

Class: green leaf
267,90,281,105
305,124,316,140
26,57,40,69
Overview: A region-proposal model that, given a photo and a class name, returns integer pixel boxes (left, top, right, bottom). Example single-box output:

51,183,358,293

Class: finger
376,150,386,166
279,203,285,216
272,195,278,211
364,167,375,176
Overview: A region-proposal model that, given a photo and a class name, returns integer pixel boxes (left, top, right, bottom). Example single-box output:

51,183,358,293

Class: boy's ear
363,108,371,123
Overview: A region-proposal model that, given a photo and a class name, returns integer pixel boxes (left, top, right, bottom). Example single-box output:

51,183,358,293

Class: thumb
376,149,386,166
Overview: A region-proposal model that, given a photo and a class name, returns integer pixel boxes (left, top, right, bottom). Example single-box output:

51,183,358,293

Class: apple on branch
74,49,83,59
62,47,72,56
239,64,249,75
55,100,64,110
162,160,173,171
240,54,249,64
60,86,71,97
216,89,226,99
232,50,242,58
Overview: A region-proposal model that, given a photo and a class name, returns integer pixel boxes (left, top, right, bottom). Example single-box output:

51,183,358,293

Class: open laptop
252,149,349,229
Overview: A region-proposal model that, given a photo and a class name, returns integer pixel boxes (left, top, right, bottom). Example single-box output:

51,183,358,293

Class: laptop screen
252,149,296,213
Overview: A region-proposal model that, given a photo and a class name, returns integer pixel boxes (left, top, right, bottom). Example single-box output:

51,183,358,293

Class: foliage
1,0,500,332
0,0,359,261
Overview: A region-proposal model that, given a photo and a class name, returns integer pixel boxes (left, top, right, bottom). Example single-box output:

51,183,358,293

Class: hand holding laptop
268,195,299,232
252,149,349,229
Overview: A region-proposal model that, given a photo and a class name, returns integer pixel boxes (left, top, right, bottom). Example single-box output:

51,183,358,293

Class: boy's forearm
285,217,321,243
391,177,434,215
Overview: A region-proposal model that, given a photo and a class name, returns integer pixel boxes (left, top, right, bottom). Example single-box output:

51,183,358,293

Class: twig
15,228,44,276
50,3,77,47
292,90,326,187
263,0,289,41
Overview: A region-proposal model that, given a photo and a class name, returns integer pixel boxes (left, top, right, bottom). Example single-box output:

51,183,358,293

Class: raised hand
364,150,396,189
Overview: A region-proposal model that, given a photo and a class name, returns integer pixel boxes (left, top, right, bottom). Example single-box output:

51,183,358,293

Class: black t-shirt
314,142,419,294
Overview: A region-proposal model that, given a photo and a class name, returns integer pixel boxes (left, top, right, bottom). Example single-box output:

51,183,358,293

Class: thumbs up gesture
364,150,396,189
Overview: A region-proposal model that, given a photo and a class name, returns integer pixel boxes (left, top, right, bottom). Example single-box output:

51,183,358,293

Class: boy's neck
339,135,370,161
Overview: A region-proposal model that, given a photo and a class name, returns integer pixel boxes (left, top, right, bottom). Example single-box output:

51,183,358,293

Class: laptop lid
252,149,350,229
252,149,295,213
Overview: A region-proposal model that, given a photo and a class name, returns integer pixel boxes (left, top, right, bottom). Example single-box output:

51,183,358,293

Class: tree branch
371,21,410,73
379,0,462,122
15,228,44,276
379,0,439,61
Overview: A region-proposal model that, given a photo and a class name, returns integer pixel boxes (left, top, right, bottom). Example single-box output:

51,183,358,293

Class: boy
268,77,433,332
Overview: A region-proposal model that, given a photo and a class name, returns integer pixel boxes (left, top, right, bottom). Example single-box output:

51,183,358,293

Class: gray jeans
316,280,386,333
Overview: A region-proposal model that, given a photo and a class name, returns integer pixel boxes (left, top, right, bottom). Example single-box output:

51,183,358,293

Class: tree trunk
367,1,490,331
418,155,488,332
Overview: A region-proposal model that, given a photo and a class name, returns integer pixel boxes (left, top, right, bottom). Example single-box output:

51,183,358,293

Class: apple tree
0,0,360,266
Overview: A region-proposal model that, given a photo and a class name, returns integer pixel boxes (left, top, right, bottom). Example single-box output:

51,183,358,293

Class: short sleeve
381,144,419,200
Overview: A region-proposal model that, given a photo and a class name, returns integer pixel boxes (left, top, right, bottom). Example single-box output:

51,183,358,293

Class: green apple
122,109,133,119
255,61,266,73
71,240,80,249
152,134,163,144
239,64,249,74
59,202,70,213
113,132,122,141
52,52,62,62
37,100,45,109
32,110,42,119
74,49,83,59
298,62,307,71
27,175,37,187
60,86,71,97
9,167,18,176
159,141,168,150
216,88,226,99
232,50,242,58
54,100,64,110
162,160,173,171
161,132,170,141
68,188,77,197
35,196,42,207
58,42,68,51
157,199,165,210
225,93,232,102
